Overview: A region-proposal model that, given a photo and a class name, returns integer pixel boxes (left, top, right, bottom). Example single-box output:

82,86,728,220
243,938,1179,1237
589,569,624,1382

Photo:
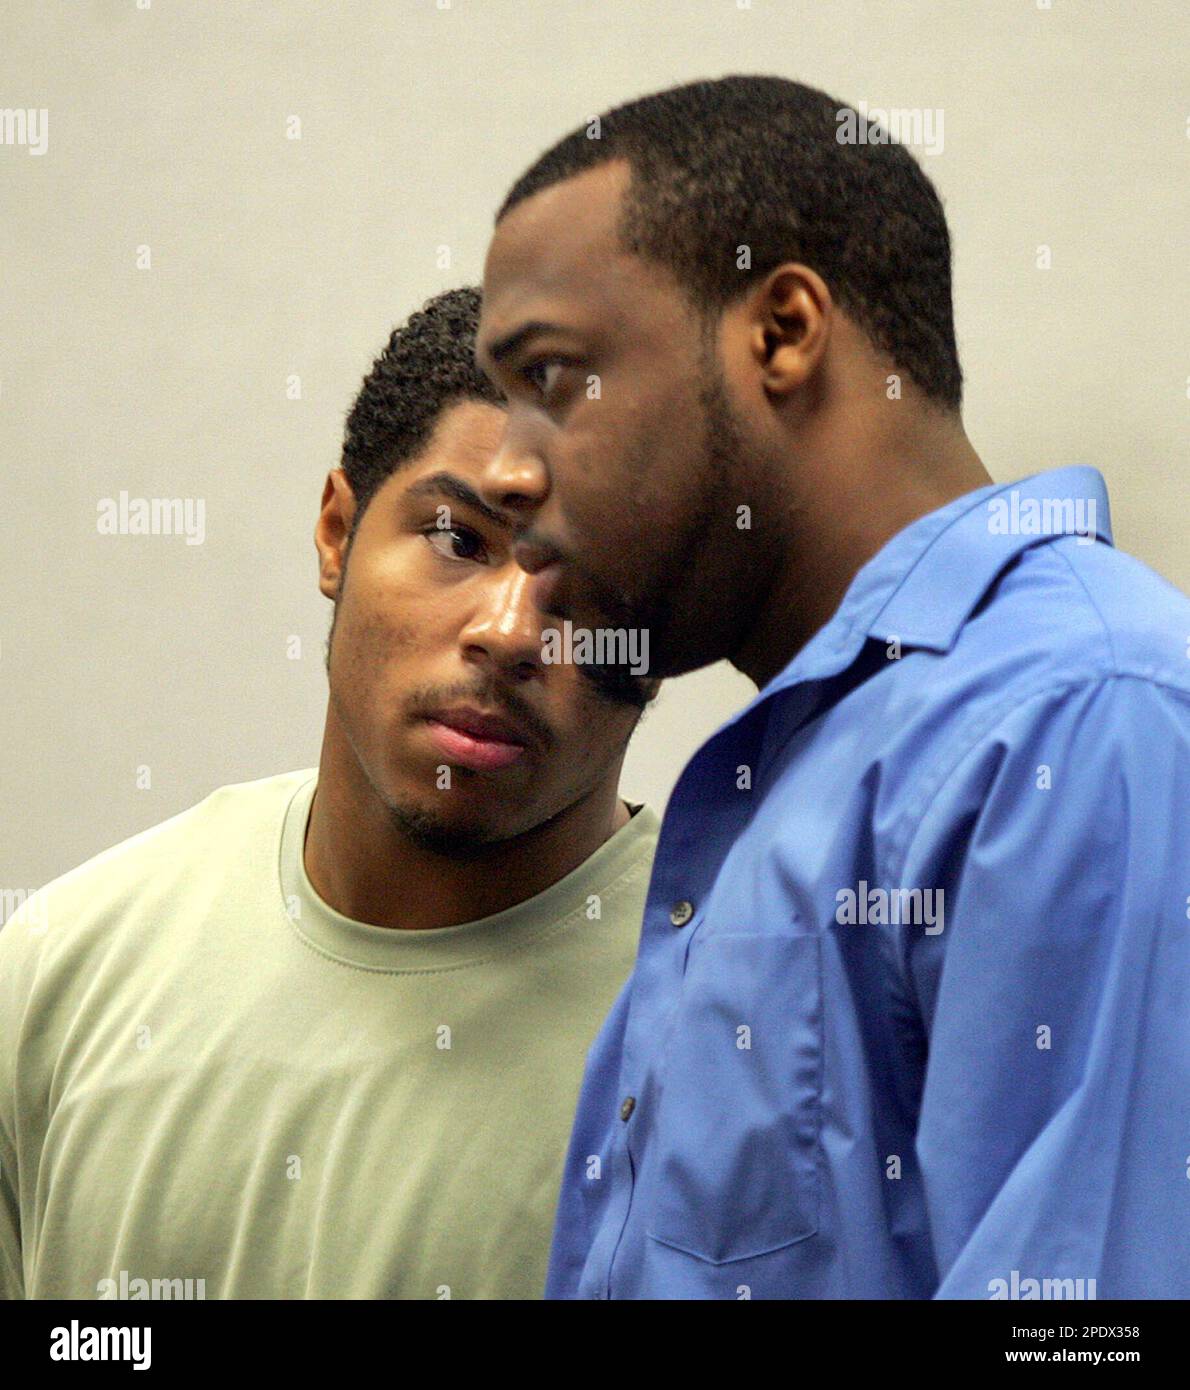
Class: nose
458,564,546,680
476,414,550,526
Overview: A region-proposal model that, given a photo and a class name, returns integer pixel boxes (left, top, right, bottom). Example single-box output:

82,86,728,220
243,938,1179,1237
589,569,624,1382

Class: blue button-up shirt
547,466,1190,1299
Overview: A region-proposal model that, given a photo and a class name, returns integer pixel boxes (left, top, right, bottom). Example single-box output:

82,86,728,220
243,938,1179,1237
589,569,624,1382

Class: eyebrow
481,319,564,366
404,471,513,529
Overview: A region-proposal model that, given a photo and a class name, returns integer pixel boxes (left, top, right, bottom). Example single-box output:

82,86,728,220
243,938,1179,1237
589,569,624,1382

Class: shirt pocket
646,931,822,1264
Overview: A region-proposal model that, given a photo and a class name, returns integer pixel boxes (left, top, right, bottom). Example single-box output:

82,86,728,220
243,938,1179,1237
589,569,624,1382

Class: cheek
549,682,639,767
552,418,644,536
331,571,430,691
565,386,695,514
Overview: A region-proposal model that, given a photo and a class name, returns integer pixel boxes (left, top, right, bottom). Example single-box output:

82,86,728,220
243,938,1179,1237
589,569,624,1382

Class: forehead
479,159,668,353
402,399,508,481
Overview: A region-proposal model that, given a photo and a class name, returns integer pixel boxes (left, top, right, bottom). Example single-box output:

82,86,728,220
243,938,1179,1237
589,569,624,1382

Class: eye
423,525,487,563
522,358,566,399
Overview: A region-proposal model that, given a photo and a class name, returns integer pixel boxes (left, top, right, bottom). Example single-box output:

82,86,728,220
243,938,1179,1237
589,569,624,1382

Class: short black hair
498,75,962,411
341,286,504,523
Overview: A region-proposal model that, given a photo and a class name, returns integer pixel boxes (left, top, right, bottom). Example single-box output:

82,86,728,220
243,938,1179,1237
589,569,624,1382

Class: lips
422,705,533,773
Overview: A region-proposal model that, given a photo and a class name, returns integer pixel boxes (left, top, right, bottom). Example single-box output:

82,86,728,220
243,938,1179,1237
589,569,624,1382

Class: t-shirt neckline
277,772,657,973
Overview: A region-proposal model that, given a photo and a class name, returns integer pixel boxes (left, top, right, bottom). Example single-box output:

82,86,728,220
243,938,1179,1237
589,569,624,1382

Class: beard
379,793,509,859
584,343,755,679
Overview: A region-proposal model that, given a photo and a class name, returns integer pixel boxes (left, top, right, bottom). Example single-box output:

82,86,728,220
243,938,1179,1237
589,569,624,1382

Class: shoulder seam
1051,542,1119,668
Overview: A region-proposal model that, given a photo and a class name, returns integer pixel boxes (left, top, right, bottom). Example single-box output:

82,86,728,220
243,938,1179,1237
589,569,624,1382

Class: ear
314,468,358,600
748,262,833,399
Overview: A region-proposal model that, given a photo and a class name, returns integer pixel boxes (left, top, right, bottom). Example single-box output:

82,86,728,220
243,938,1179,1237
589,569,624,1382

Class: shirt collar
864,464,1111,652
743,465,1113,712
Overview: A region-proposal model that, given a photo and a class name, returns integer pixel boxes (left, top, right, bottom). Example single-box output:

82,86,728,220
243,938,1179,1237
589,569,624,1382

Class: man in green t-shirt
0,287,661,1300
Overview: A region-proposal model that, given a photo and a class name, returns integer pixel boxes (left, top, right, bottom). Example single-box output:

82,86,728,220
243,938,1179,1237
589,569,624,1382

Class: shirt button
669,900,694,927
620,1096,636,1122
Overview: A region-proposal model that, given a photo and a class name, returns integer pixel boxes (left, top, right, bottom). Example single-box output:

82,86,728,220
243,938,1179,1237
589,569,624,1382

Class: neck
303,711,631,931
732,400,992,688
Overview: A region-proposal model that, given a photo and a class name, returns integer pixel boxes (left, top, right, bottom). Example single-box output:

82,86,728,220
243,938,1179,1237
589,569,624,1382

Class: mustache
404,680,555,749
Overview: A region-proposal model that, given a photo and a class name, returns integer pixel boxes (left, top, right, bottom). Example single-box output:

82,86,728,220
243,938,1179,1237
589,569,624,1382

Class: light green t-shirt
0,769,659,1299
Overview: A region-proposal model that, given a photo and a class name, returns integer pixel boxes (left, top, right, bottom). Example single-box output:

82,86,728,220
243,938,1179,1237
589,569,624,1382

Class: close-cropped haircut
498,75,963,411
340,286,504,527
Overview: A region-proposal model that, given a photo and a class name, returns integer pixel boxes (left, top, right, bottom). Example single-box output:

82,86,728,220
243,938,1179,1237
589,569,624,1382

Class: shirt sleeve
0,1112,20,1299
0,895,43,1301
899,674,1190,1299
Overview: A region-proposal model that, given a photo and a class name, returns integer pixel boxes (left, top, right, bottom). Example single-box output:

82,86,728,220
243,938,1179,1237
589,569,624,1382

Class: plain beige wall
1,0,1186,891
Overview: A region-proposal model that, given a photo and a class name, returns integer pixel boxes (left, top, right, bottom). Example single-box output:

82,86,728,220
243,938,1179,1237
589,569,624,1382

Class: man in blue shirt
474,76,1190,1297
